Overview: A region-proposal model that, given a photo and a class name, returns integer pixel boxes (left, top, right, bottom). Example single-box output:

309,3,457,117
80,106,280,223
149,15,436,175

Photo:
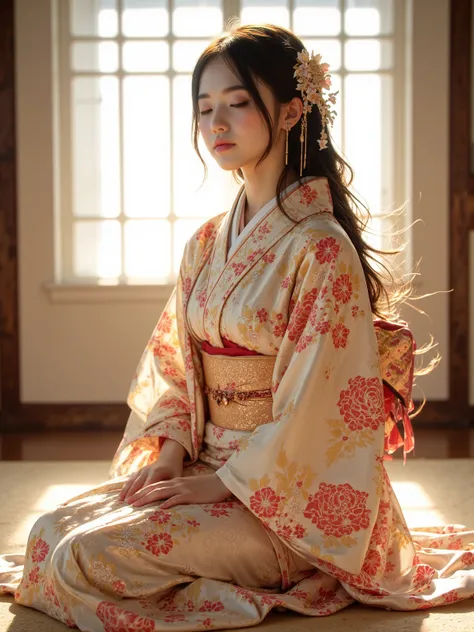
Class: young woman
2,23,474,631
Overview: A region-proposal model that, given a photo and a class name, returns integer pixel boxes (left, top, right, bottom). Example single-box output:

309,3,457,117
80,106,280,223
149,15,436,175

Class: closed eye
199,101,250,116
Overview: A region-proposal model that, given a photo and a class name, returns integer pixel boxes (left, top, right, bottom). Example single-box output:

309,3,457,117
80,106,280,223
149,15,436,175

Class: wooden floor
1,427,474,460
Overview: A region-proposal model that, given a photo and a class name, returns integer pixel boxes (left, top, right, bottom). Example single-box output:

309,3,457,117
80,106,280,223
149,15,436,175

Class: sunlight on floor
391,481,446,527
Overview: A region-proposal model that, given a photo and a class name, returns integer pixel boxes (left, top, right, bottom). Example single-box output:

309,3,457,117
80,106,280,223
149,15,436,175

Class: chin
215,162,242,172
212,155,244,170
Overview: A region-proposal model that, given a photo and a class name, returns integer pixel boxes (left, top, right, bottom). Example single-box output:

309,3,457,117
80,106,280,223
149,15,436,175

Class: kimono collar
277,176,334,220
229,176,321,259
237,176,318,232
196,177,334,347
234,176,334,225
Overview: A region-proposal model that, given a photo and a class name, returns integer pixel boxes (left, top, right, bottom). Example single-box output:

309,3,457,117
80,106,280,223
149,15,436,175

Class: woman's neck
242,168,299,225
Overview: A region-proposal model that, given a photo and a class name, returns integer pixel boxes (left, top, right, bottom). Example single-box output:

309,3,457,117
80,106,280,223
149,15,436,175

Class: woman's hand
118,439,186,503
125,473,232,509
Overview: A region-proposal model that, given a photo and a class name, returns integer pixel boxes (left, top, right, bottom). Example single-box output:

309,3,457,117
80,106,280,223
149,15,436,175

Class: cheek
248,116,273,151
197,117,207,135
238,109,267,137
198,119,213,148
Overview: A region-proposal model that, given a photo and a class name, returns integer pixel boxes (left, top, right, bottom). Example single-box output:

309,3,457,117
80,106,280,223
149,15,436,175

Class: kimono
1,175,474,631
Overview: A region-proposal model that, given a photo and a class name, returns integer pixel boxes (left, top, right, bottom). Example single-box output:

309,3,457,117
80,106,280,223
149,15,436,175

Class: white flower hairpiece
293,50,338,172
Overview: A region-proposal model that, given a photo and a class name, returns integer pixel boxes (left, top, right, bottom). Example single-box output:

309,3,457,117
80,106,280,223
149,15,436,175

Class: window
56,0,406,285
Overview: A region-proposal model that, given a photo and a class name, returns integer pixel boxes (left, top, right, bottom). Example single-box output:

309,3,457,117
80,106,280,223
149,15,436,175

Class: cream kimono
2,176,474,631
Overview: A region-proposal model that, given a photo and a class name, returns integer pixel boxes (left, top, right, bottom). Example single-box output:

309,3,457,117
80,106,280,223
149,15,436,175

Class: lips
214,143,235,154
214,140,235,149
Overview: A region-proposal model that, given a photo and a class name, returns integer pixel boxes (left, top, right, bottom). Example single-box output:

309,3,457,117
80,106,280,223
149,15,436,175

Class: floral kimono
1,176,474,631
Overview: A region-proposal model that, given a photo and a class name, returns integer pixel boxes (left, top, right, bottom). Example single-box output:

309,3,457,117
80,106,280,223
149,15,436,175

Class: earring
285,124,290,166
299,114,307,177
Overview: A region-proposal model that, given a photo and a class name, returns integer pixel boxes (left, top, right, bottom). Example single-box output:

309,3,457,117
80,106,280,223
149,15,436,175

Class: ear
281,96,303,130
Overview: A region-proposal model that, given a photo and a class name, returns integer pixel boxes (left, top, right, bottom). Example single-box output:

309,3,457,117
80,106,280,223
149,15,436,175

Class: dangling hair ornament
293,50,338,176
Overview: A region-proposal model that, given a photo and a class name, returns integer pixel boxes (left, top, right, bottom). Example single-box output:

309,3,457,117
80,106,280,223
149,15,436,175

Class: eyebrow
197,84,248,100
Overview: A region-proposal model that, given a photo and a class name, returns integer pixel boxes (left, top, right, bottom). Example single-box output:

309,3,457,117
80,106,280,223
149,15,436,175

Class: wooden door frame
0,0,20,420
449,0,473,425
0,0,470,442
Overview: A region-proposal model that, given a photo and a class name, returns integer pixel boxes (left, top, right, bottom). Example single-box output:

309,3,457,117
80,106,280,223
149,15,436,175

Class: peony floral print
1,177,474,630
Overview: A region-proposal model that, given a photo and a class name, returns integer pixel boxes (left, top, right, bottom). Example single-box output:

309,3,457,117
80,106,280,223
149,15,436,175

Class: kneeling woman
2,22,474,632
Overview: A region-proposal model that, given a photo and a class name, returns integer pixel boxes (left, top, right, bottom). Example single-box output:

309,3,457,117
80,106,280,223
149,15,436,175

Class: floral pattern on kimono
1,176,474,632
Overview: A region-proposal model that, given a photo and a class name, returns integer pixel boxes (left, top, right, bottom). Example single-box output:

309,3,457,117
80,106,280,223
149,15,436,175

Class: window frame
53,0,410,291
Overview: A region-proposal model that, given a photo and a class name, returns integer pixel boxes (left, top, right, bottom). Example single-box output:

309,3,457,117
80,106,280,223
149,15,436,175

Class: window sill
43,282,175,304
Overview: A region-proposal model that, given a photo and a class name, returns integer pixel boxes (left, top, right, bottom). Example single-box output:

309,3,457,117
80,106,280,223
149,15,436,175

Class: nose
211,105,230,134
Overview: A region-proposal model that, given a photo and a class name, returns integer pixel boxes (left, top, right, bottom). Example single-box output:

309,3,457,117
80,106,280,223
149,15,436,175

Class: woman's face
197,57,280,173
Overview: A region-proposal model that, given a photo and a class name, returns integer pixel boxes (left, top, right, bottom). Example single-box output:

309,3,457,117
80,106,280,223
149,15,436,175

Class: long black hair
190,22,417,324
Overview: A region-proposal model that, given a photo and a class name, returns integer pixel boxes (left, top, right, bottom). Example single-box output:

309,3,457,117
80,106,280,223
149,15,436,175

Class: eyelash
199,101,250,116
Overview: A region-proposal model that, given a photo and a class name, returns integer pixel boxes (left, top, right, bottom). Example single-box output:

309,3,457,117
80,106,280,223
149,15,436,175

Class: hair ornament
293,49,338,173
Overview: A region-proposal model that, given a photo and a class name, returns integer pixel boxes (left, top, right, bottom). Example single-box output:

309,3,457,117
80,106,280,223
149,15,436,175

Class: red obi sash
201,339,260,356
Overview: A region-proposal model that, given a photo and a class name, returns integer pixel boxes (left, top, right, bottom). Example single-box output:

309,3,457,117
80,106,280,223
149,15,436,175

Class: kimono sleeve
109,273,194,478
215,225,386,576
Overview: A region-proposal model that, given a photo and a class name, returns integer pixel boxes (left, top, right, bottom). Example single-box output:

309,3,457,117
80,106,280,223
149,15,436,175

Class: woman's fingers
126,482,156,503
160,494,187,510
130,483,178,507
118,476,136,500
120,472,148,501
126,476,172,502
128,480,173,502
118,476,140,500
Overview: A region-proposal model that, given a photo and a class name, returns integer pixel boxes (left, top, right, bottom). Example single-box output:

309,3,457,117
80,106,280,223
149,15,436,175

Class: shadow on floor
2,596,473,632
1,597,69,631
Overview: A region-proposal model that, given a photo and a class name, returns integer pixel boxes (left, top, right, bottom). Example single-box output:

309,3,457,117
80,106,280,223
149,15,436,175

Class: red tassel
383,385,415,463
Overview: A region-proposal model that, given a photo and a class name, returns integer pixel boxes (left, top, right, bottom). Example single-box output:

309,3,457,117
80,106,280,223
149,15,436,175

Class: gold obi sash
201,351,275,431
